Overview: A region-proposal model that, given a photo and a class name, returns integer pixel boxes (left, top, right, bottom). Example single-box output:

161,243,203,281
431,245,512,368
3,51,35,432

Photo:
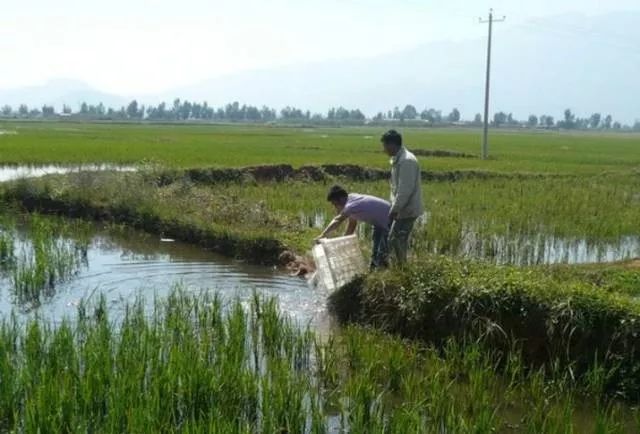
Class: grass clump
545,261,640,297
329,255,640,399
0,214,88,305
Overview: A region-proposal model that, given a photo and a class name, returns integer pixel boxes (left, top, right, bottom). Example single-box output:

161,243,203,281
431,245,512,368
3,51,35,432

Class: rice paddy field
1,120,640,173
1,120,640,432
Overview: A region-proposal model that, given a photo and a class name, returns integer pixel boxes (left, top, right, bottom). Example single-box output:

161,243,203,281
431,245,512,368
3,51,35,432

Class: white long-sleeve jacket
390,147,424,219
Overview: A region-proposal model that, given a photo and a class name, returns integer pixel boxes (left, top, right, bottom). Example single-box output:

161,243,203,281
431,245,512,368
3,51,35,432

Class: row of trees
1,100,365,123
490,109,624,129
1,101,638,131
381,105,629,130
372,106,461,123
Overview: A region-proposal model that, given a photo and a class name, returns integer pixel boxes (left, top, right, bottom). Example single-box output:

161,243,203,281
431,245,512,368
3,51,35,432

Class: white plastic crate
310,235,367,292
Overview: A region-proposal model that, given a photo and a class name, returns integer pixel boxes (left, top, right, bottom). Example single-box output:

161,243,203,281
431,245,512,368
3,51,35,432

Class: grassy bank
1,169,638,266
1,121,640,174
329,256,640,399
0,171,314,265
0,289,637,432
547,261,640,298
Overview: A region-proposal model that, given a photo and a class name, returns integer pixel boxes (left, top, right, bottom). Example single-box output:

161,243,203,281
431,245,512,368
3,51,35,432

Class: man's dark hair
327,185,348,202
381,129,402,148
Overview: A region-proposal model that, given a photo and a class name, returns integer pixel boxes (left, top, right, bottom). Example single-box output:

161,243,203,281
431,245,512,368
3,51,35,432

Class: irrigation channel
0,163,136,182
0,214,326,326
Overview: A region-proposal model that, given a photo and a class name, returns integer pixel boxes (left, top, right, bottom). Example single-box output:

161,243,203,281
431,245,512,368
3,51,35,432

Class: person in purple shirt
316,185,390,269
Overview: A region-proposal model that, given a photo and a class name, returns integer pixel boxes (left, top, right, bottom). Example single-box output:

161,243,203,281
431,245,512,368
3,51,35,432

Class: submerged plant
10,215,88,305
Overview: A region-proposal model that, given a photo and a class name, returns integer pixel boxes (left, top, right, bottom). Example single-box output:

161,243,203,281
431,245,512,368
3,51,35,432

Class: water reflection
0,164,136,182
0,222,327,327
300,212,639,266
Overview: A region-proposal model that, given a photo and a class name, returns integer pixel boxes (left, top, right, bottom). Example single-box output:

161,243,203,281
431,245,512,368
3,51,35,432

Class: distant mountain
160,11,640,123
0,79,126,111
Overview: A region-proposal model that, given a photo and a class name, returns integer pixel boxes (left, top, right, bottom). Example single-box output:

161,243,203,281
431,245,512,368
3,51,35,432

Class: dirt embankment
9,194,287,266
153,164,561,186
411,149,477,159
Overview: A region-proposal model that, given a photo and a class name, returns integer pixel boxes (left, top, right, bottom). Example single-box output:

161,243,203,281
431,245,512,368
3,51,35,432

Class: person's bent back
316,185,391,269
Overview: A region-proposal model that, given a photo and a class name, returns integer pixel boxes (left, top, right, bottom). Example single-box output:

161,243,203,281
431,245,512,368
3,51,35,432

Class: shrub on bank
329,256,640,398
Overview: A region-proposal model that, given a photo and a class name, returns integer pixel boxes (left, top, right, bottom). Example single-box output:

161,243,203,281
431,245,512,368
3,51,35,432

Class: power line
479,9,505,160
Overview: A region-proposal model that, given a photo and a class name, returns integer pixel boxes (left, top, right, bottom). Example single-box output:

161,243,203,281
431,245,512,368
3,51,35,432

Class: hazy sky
2,0,638,95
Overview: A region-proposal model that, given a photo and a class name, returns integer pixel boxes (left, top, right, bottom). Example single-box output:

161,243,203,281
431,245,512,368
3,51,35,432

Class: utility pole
479,9,505,160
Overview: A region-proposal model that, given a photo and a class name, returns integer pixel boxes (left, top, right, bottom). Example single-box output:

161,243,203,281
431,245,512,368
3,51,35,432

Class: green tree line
1,100,638,131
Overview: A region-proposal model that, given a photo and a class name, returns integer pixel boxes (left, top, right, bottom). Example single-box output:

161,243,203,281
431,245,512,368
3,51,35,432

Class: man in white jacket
381,129,424,264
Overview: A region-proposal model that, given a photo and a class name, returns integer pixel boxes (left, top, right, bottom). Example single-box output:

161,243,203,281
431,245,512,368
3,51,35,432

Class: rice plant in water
0,231,14,268
10,215,88,304
0,288,637,432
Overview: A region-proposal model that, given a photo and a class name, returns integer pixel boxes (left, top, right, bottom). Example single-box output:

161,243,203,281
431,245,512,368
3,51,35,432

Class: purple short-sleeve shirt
341,193,391,229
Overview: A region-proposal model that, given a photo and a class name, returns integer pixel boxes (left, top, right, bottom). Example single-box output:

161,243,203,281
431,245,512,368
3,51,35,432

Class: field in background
1,120,638,265
2,121,640,428
1,121,640,174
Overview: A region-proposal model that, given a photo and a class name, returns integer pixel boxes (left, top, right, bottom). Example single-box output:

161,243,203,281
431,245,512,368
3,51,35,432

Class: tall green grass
0,289,636,432
221,174,640,264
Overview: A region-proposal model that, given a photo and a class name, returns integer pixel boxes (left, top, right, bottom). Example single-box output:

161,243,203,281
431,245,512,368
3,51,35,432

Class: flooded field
302,211,640,266
443,229,640,265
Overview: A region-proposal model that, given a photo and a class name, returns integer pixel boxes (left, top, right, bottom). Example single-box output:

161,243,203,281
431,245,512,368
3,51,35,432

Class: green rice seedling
0,232,14,267
10,214,88,304
0,289,638,431
0,215,16,270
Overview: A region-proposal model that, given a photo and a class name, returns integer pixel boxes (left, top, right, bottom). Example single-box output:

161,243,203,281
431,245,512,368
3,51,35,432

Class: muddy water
0,222,327,326
0,164,136,182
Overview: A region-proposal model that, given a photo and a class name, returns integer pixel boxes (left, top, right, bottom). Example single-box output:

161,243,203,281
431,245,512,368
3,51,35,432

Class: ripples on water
0,224,328,328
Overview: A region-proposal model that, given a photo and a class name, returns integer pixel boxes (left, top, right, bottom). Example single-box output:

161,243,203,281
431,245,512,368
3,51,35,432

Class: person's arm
344,218,357,236
316,214,347,239
390,160,418,217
